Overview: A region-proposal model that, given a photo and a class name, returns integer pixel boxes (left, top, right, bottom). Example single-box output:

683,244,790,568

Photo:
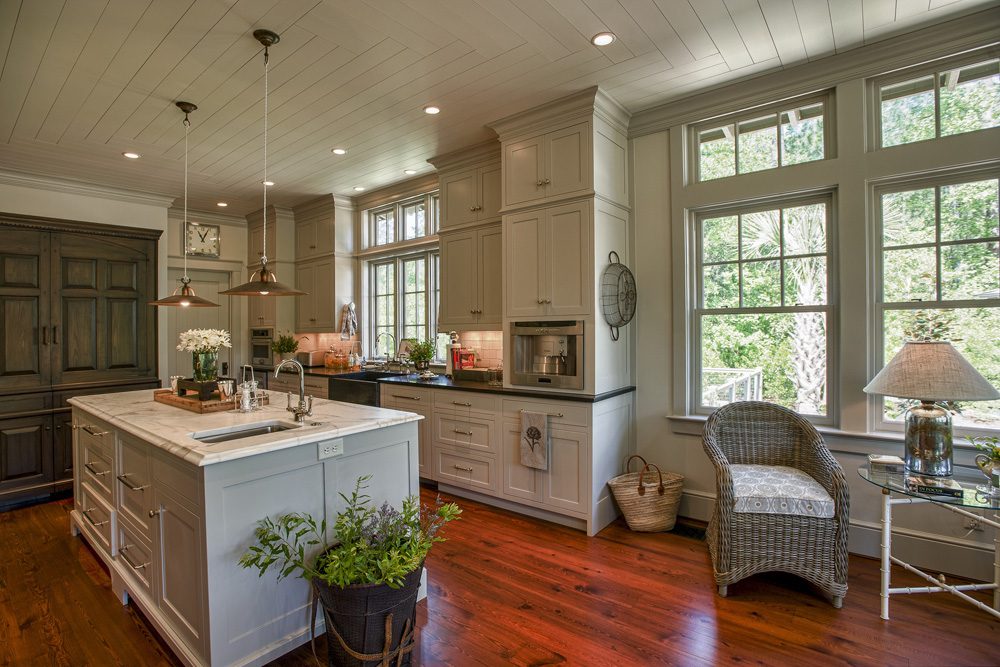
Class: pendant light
222,29,305,297
150,102,220,307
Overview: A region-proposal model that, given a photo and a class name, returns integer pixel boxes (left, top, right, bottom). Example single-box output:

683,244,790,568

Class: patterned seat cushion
730,464,835,518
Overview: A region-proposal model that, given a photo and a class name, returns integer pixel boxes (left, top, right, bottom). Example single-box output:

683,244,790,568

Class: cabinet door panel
297,259,335,331
542,428,588,513
0,415,52,496
0,230,50,389
438,230,478,328
546,202,590,316
118,434,152,539
504,210,544,318
107,298,139,369
546,122,591,198
53,412,73,481
504,137,545,208
478,164,502,220
154,487,205,648
439,169,478,229
295,218,318,259
500,419,541,502
477,225,503,327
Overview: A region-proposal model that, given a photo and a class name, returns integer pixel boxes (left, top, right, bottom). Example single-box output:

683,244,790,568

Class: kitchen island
69,389,421,667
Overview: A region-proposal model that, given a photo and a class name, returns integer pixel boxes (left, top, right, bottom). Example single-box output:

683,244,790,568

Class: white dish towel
519,411,549,470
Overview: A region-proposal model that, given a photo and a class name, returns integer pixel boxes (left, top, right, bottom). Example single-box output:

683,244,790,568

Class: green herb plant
971,435,1000,463
404,339,436,364
271,331,299,354
238,476,461,589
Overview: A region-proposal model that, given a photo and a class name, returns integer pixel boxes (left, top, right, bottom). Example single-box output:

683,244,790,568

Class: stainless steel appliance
510,320,584,390
250,327,273,367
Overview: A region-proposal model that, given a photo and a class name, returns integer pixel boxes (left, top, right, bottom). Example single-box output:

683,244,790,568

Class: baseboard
677,490,995,581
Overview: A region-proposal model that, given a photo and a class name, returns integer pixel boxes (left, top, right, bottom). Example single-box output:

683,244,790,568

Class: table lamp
864,341,999,477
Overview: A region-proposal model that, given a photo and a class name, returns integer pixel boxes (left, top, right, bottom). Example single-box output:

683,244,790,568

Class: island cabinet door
117,434,152,539
152,483,206,655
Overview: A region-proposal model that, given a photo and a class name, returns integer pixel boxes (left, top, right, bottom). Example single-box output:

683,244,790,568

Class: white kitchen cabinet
499,419,587,515
503,122,590,210
380,384,433,479
438,223,502,330
117,432,153,539
439,165,500,230
504,200,590,318
248,294,276,328
295,215,335,260
501,418,542,502
247,222,276,266
295,258,336,331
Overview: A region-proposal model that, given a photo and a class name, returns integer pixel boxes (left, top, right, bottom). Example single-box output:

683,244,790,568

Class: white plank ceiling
0,0,995,214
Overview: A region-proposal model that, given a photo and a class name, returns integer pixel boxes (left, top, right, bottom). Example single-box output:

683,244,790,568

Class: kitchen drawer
433,413,495,455
152,451,200,505
433,390,497,415
117,434,152,540
382,385,431,405
304,375,329,399
502,398,590,429
117,522,154,598
433,447,497,495
0,392,50,416
79,482,115,556
76,415,115,456
81,435,114,502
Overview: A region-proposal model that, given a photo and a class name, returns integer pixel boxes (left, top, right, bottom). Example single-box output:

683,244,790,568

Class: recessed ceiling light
591,32,616,46
404,169,417,175
423,105,440,115
122,151,141,159
332,148,347,155
353,186,366,192
262,180,274,186
217,202,228,207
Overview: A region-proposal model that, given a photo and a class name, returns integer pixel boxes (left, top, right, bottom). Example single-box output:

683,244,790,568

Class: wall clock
186,223,221,258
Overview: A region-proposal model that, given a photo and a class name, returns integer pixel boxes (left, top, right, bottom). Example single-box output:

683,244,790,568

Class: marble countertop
68,389,422,467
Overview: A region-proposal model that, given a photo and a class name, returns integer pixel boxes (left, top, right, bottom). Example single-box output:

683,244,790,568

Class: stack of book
905,474,964,499
867,453,905,474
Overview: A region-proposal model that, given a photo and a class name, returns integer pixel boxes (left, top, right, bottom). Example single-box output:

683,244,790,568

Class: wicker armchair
702,401,849,607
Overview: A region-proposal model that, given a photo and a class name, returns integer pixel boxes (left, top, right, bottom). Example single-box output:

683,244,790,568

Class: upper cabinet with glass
692,92,832,183
874,55,999,149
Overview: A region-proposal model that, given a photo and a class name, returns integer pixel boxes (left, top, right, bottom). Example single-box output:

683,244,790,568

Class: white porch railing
702,368,763,407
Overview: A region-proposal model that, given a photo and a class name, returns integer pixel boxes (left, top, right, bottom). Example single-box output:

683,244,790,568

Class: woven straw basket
609,455,684,532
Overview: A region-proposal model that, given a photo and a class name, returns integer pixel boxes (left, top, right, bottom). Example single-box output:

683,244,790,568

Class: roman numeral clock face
186,223,221,257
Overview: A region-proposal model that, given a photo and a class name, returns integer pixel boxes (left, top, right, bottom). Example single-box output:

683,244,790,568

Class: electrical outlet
963,516,984,532
318,438,344,460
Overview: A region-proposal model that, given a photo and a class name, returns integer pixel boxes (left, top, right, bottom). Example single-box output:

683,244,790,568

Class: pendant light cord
261,45,269,265
182,113,190,283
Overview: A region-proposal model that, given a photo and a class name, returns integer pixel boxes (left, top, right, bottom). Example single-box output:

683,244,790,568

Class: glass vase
192,351,219,382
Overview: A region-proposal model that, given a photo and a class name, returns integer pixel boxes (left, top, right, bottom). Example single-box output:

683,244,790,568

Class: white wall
631,32,1000,579
0,173,172,383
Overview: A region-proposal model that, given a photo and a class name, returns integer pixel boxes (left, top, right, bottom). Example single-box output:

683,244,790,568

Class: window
693,93,831,181
694,194,834,418
367,193,438,248
875,171,1000,431
876,56,999,148
369,251,441,358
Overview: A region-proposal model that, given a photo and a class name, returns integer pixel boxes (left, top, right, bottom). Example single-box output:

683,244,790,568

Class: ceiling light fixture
332,148,347,155
150,102,219,308
353,186,366,192
403,169,417,175
122,151,141,159
217,202,228,207
591,32,616,46
222,29,305,298
262,180,275,186
423,105,440,114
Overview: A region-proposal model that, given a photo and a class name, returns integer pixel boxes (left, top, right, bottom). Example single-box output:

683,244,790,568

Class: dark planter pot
314,564,423,667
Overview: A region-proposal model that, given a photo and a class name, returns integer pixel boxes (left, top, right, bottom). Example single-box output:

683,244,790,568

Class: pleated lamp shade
863,341,999,401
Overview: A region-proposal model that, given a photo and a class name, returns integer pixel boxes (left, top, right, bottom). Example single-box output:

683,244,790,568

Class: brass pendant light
151,102,220,308
222,29,305,297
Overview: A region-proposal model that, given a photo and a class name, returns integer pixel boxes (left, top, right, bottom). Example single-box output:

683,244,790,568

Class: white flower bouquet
176,328,232,353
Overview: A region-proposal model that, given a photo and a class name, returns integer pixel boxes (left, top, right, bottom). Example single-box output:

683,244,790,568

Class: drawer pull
148,509,162,518
393,394,421,401
452,401,472,407
82,508,108,528
117,474,148,492
519,409,564,418
452,429,473,436
83,425,109,437
84,461,109,477
452,465,474,472
119,545,149,571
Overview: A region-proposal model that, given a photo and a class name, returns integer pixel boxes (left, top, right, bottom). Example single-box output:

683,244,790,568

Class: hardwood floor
1,488,996,666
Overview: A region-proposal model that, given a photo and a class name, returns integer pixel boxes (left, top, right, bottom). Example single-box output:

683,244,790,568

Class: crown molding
629,9,1000,137
352,174,439,211
489,86,598,140
0,169,175,208
427,140,501,172
0,211,163,240
292,193,337,217
168,206,247,226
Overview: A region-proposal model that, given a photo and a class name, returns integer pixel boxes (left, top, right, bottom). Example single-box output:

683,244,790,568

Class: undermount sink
192,421,299,444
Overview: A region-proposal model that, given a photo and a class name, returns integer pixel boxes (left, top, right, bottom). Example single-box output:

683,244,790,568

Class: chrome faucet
274,359,312,423
374,332,397,369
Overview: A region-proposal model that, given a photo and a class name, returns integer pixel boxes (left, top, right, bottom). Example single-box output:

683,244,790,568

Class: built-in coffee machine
509,320,584,390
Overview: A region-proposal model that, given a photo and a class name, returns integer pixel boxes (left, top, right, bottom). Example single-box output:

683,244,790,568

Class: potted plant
239,476,460,666
404,339,436,372
272,331,298,361
176,328,231,382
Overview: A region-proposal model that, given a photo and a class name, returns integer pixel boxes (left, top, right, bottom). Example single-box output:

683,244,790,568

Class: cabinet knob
469,206,477,211
310,318,316,322
536,298,544,304
535,180,544,187
309,245,316,249
148,509,162,518
543,178,551,185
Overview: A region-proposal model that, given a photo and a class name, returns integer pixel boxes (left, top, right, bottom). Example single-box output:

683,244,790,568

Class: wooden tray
153,389,268,414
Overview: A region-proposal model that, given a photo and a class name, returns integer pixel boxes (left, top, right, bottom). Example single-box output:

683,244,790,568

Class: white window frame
367,249,441,360
867,48,1000,151
687,90,835,184
690,190,838,424
869,163,1000,437
365,193,438,249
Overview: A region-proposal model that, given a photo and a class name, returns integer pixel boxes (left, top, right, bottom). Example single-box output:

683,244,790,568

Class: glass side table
858,464,999,620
